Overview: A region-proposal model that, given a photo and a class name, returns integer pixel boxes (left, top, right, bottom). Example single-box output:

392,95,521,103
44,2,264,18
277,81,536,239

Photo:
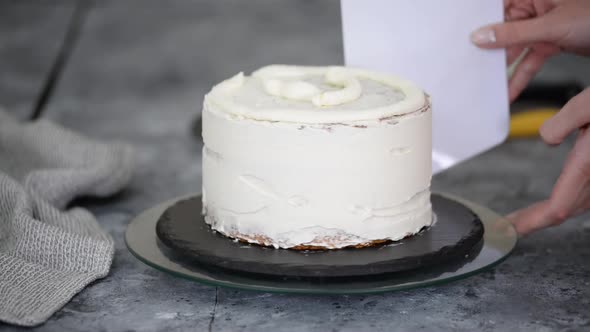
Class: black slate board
156,194,484,278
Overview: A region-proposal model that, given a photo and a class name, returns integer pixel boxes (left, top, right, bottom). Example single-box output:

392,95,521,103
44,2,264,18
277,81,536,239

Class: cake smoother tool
341,0,509,174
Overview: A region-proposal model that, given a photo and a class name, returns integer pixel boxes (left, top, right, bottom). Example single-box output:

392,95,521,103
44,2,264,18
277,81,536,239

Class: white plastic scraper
341,0,509,174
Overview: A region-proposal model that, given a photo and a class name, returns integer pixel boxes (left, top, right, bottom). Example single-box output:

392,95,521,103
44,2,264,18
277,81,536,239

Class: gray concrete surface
0,0,75,120
1,1,589,331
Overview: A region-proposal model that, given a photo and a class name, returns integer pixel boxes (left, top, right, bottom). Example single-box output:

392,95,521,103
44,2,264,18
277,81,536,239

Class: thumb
471,17,558,48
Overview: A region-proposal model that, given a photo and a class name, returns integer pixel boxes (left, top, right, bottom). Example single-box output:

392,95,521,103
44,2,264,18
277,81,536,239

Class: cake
202,65,432,249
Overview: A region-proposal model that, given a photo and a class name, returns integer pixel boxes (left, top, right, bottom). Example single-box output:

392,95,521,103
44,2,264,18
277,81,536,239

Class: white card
341,0,509,173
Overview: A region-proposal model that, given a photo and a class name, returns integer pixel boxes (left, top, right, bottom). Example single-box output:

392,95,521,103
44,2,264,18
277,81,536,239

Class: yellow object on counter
509,108,559,138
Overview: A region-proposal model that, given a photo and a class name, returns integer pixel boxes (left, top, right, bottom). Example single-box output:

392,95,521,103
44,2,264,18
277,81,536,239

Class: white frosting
263,79,321,102
204,65,426,124
202,65,432,249
261,68,362,107
311,67,362,107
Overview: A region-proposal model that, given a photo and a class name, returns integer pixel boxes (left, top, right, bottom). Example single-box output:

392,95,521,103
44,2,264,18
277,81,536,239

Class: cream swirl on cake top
204,65,426,123
262,67,362,107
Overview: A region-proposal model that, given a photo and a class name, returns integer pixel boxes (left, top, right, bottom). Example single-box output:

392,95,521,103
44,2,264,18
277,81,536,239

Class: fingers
507,49,549,102
531,0,558,17
471,18,550,48
511,90,590,235
513,129,590,236
505,6,533,21
506,200,553,235
546,128,590,220
540,88,590,145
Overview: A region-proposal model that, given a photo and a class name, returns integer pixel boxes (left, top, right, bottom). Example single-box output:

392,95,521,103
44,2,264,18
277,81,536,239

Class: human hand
506,88,590,234
471,0,590,102
470,0,590,235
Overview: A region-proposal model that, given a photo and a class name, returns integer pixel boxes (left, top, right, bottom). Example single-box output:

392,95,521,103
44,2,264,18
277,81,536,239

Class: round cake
201,65,432,249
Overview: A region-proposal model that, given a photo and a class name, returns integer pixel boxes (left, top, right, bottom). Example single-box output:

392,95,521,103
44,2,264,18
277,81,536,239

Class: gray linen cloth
0,110,134,326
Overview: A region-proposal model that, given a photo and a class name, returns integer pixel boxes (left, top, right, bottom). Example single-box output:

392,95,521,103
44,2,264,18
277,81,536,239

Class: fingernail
470,27,496,45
